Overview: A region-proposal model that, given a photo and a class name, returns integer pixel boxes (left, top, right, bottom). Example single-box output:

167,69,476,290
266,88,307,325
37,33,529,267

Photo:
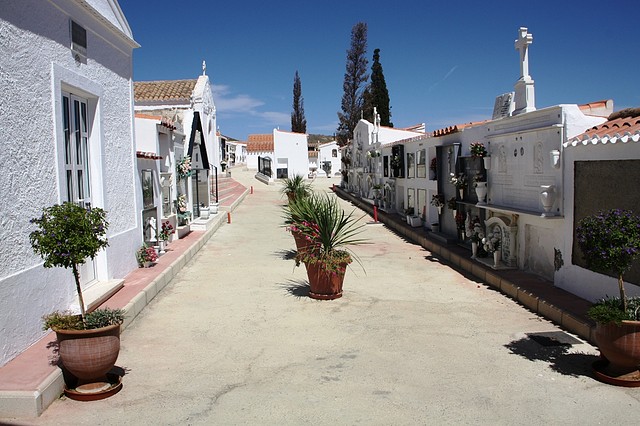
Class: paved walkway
3,168,640,424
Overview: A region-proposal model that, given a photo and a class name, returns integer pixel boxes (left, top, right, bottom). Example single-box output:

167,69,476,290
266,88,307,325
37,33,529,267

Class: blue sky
119,0,638,141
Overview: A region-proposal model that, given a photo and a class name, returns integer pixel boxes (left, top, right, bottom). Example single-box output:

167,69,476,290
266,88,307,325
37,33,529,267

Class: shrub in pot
281,174,312,202
293,194,367,299
576,209,640,379
30,202,125,392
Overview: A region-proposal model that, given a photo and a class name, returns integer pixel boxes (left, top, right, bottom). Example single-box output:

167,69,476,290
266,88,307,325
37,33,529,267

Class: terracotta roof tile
247,134,274,153
566,111,640,147
431,121,488,137
134,113,176,130
136,151,162,160
134,79,197,103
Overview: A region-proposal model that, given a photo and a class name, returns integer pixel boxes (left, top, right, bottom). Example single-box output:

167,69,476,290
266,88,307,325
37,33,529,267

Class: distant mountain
308,134,334,147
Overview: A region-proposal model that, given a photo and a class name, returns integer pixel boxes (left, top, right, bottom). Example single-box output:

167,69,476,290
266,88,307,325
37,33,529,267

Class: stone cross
515,27,533,78
202,60,207,75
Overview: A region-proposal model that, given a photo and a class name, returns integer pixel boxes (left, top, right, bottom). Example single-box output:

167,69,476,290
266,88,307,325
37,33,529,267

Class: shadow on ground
504,331,598,378
273,249,297,260
278,279,310,298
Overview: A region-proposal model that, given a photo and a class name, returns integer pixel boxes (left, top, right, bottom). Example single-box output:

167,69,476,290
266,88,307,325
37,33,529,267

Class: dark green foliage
30,202,110,323
576,209,640,318
84,308,125,329
43,308,125,331
363,48,392,127
291,71,307,133
588,297,640,324
291,194,368,274
280,174,312,201
337,22,368,147
29,202,109,270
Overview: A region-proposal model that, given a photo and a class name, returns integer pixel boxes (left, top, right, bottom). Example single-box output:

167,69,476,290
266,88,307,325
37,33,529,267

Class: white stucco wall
273,129,308,178
317,141,342,177
0,0,139,366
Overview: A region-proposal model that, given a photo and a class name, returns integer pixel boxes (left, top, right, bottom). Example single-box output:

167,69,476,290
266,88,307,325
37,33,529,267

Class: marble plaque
523,175,555,187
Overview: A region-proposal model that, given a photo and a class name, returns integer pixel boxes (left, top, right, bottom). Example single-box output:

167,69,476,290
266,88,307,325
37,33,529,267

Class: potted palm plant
30,202,125,398
576,209,640,384
281,174,312,202
294,194,367,300
283,192,319,253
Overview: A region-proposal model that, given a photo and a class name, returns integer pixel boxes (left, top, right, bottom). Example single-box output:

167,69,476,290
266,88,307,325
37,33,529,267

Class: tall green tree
363,48,393,127
336,22,368,146
291,70,307,133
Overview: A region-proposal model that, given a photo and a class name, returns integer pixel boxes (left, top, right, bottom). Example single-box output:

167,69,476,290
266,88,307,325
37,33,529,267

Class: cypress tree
363,48,392,127
336,22,368,146
291,71,307,133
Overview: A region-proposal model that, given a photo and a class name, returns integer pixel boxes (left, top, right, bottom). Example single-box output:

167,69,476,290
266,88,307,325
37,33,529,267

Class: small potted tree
30,202,124,398
576,209,640,383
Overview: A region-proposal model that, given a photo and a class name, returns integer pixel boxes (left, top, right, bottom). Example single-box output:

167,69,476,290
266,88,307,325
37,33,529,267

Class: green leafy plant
430,194,444,208
576,209,640,321
449,173,467,189
43,308,125,331
292,194,367,275
30,202,109,326
447,197,457,210
281,174,312,201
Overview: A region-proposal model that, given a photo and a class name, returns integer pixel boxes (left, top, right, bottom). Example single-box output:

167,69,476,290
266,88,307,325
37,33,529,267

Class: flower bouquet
159,220,174,242
136,244,158,267
176,155,192,180
470,142,487,158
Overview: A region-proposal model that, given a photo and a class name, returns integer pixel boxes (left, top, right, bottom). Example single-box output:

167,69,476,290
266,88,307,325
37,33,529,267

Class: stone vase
493,250,501,268
458,188,464,199
540,185,556,217
471,241,478,259
483,156,491,170
475,182,487,205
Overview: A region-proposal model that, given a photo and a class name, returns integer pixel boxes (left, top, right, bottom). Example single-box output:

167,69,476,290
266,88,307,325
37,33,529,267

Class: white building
134,113,183,242
134,65,219,219
247,130,309,182
0,0,140,367
315,141,342,178
344,110,425,202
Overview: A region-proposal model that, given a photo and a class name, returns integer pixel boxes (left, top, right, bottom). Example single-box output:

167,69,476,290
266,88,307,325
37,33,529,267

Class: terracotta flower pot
55,324,121,381
305,262,347,300
292,230,311,253
595,320,640,374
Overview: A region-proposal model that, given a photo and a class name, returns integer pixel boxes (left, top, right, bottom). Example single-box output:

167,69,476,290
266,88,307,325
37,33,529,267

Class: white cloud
212,84,264,113
212,84,288,128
